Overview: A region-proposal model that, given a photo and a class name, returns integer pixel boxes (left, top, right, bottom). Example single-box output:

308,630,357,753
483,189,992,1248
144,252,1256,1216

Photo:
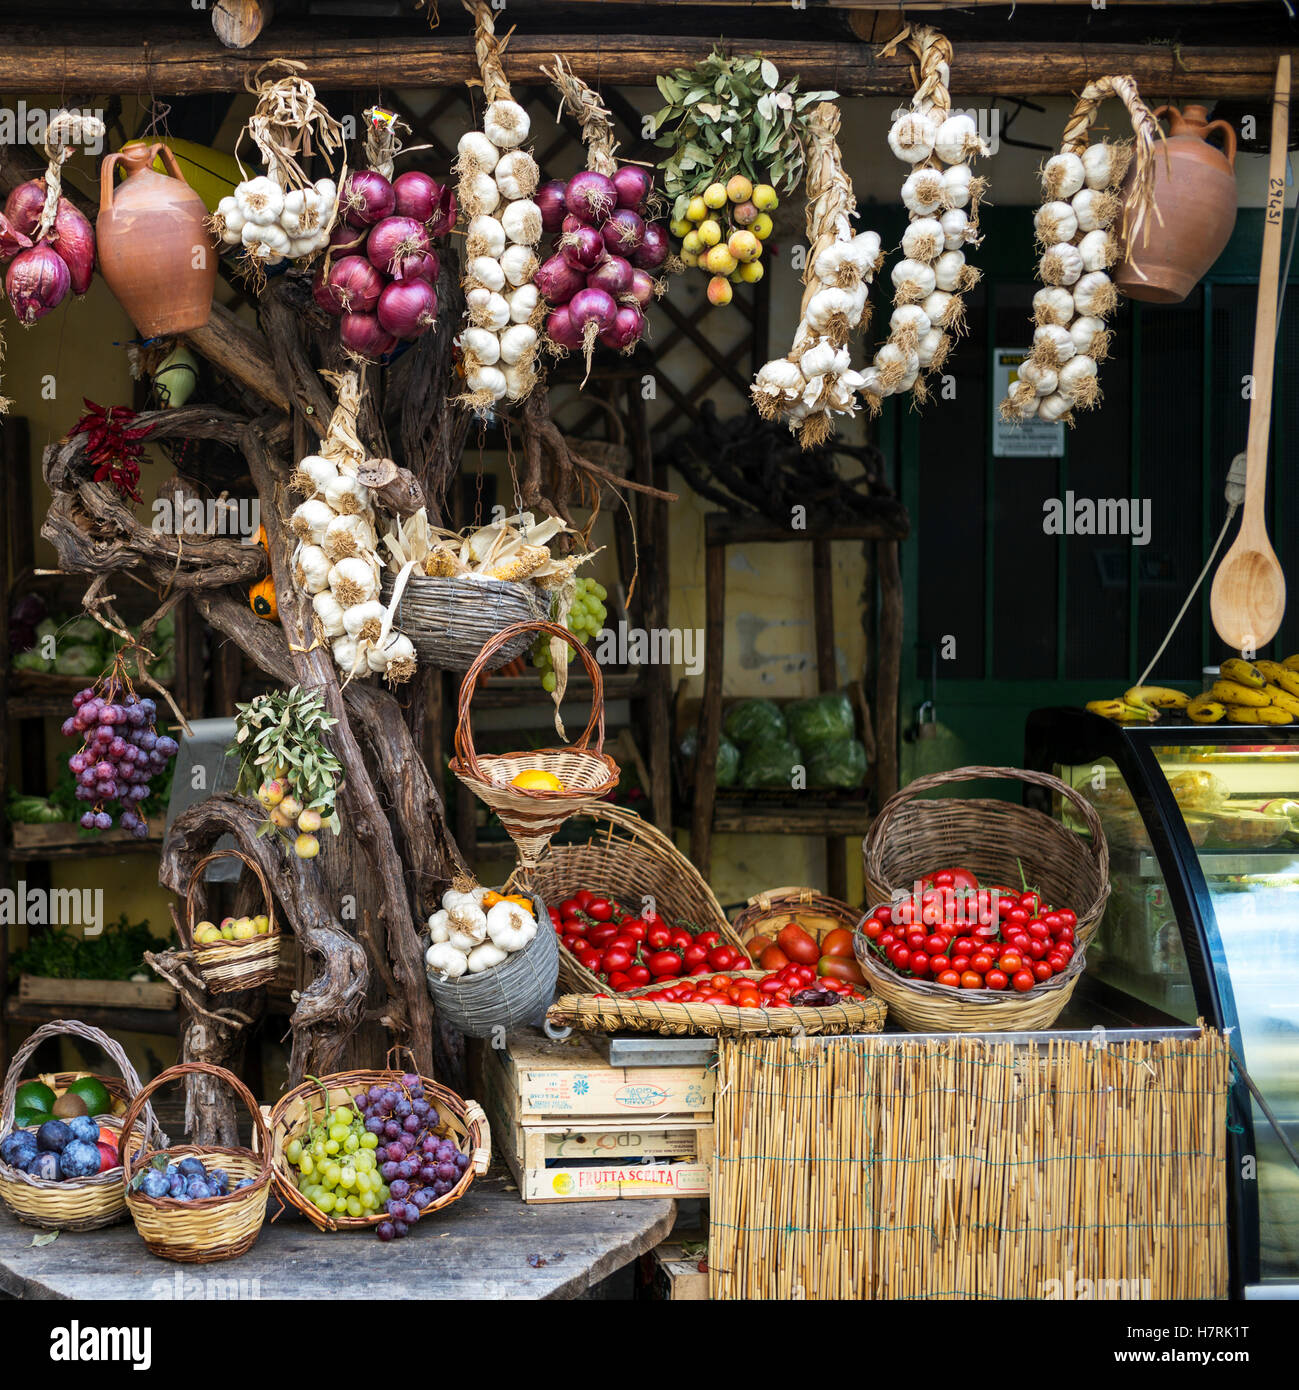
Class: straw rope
37,110,106,242
710,1029,1230,1299
184,849,282,994
0,1020,167,1231
463,0,513,105
543,54,618,176
237,59,345,190
362,106,412,183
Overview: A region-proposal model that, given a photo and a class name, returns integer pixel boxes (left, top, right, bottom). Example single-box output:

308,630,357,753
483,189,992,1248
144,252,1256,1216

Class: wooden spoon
1211,54,1290,653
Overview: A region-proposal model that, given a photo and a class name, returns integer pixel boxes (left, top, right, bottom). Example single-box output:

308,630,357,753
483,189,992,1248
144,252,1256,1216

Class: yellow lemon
511,769,565,792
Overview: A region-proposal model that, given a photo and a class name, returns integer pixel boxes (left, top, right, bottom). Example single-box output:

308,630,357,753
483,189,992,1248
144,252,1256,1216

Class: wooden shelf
8,824,164,860
3,995,179,1037
8,671,91,720
708,800,874,837
470,671,643,710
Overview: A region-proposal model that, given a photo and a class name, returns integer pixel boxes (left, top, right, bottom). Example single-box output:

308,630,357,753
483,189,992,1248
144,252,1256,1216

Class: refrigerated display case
1026,709,1299,1299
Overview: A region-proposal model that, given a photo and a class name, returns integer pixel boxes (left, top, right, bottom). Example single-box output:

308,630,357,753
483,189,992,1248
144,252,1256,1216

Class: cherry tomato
777,923,821,965
620,921,646,942
879,931,897,950
587,924,618,949
1019,891,1041,915
759,977,784,994
736,990,762,1008
952,937,977,957
905,931,926,953
1012,969,1035,993
1006,907,1029,926
874,904,895,923
646,951,684,977
795,965,817,984
1026,920,1050,941
821,927,855,958
998,952,1022,973
1055,925,1075,945
683,943,709,970
986,969,1008,990
970,953,994,975
1033,961,1053,982
696,931,721,950
930,954,951,974
1054,942,1074,962
924,935,948,957
1057,909,1077,928
937,970,961,988
863,920,883,942
1026,939,1048,961
1047,953,1066,974
910,951,931,977
960,971,984,990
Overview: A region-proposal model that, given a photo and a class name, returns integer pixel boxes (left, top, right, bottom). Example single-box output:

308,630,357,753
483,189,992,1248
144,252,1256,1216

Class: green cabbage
12,648,52,673
679,727,741,788
53,644,102,677
724,699,786,746
739,738,803,790
806,738,869,790
785,691,855,751
62,615,102,645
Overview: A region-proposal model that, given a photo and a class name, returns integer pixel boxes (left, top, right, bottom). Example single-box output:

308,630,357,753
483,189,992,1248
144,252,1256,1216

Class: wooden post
876,541,904,806
691,535,727,881
812,538,848,901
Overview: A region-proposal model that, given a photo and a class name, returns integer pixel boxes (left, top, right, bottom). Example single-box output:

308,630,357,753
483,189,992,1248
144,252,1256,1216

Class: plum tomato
821,927,855,958
776,922,821,965
759,944,790,971
1012,969,1035,993
818,955,865,984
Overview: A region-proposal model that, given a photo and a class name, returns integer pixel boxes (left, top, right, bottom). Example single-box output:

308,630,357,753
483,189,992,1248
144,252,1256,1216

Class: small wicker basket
380,571,545,672
449,620,620,869
267,1053,490,1233
0,1019,167,1232
122,1062,272,1263
526,804,748,994
425,892,559,1038
547,969,887,1038
731,886,862,960
184,849,282,994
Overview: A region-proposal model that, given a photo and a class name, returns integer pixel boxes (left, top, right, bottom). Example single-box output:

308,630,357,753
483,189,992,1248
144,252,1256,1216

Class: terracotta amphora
1116,104,1237,304
97,143,216,337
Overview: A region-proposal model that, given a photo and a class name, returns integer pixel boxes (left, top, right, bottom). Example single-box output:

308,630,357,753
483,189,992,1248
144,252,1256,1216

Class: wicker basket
426,892,559,1038
267,1052,490,1233
381,571,545,672
548,969,886,1037
857,765,1109,1032
0,1020,167,1232
450,619,620,868
122,1062,272,1263
525,803,747,993
184,849,282,994
731,886,862,961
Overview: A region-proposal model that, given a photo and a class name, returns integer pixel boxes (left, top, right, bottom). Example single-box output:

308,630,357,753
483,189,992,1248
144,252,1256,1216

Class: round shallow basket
185,849,282,995
854,911,1086,1032
0,1020,167,1232
449,620,621,868
863,765,1110,951
381,571,544,672
548,970,886,1038
732,886,863,960
122,1062,272,1263
426,892,559,1038
526,804,748,993
268,1052,490,1233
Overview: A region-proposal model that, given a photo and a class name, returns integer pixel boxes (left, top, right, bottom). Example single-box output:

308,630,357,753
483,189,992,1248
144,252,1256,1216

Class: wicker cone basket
426,892,559,1038
857,764,1110,1032
548,970,886,1038
0,1020,168,1231
268,1052,490,1233
380,571,545,672
525,804,747,993
449,620,620,869
184,849,282,994
731,886,862,959
122,1062,272,1263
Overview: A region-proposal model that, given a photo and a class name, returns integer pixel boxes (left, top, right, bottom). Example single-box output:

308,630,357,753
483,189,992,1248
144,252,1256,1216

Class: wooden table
0,1172,674,1300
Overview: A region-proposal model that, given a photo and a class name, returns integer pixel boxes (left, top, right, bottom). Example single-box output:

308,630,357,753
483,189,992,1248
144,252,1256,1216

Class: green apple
297,808,323,833
194,924,222,945
252,914,271,935
232,922,256,941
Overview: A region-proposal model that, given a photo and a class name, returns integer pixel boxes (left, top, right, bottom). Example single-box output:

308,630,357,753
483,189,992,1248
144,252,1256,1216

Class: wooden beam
212,0,274,51
0,27,1286,98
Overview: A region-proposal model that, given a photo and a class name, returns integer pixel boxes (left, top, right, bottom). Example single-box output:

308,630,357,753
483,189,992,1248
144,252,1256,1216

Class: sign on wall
992,348,1065,458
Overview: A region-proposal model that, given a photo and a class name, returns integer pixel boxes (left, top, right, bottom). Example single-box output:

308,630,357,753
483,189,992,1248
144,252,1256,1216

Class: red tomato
736,990,762,1009
889,946,911,970
745,933,775,959
986,969,1008,990
960,971,984,990
937,970,961,988
1057,908,1077,928
559,897,582,917
1054,942,1074,962
759,977,784,994
646,951,684,977
910,951,931,977
821,927,855,958
818,956,865,984
1042,913,1062,931
998,952,1022,973
608,971,631,991
626,965,650,987
930,954,951,974
696,930,721,949
777,923,821,965
587,924,618,949
923,935,948,957
952,937,977,957
1019,891,1041,915
1006,908,1029,926
970,953,994,975
1026,920,1050,941
795,965,817,984
710,945,742,971
577,948,601,972
878,931,897,950
1046,953,1066,974
1012,969,1035,993
1026,939,1048,961
683,943,709,969
863,920,883,942
922,867,979,894
670,928,693,952
576,889,595,909
620,921,646,942
646,924,672,950
1033,961,1053,982
874,904,895,923
603,945,633,973
1055,925,1075,945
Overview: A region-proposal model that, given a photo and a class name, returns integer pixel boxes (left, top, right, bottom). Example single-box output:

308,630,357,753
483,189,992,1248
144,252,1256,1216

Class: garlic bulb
754,358,806,402
508,284,539,324
467,215,506,259
1071,187,1113,233
215,196,245,245
463,172,501,216
469,256,506,293
932,250,967,292
312,591,347,638
799,338,839,379
1057,353,1099,401
1037,391,1073,422
494,149,539,202
1082,142,1118,190
901,168,944,216
467,364,508,400
292,498,334,544
1033,287,1075,327
1042,152,1085,200
501,199,542,247
294,455,339,496
462,326,501,365
1073,271,1116,318
501,360,535,401
296,544,332,594
901,218,945,262
934,113,981,165
280,187,322,237
1040,241,1084,287
472,292,512,332
922,290,958,329
343,599,386,642
941,163,973,209
323,511,376,562
805,286,864,333
324,473,369,516
916,327,946,368
1034,200,1078,247
1078,228,1115,272
1017,359,1058,396
889,304,931,351
329,557,378,607
1032,323,1076,366
332,635,361,672
1069,315,1108,357
235,176,284,226
888,109,938,164
483,100,530,149
457,130,499,173
499,243,536,288
498,323,538,366
890,257,937,302
940,208,972,251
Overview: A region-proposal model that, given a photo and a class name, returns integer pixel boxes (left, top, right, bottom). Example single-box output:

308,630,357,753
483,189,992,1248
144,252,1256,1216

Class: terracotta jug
1116,104,1237,304
97,143,216,337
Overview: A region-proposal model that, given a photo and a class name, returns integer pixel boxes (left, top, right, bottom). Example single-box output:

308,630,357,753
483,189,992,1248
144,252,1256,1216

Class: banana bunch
1086,686,1188,724
1188,656,1299,725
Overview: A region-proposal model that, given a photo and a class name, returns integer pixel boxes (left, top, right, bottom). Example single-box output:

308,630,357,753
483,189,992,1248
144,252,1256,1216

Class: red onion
341,170,395,228
545,304,583,352
6,244,70,325
564,170,617,226
391,171,449,230
323,254,385,313
377,277,438,339
632,222,669,271
534,253,585,305
0,212,32,264
312,266,343,317
49,200,95,296
328,221,367,255
4,181,46,238
561,225,607,273
600,304,644,353
628,268,657,308
536,181,568,234
427,186,456,239
340,311,398,361
568,286,617,335
391,247,440,283
561,213,585,237
366,215,429,276
601,208,645,257
587,255,634,300
612,166,654,214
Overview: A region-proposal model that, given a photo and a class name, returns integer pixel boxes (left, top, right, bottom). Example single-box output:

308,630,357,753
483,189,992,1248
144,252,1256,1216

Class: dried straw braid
543,53,618,176
238,59,345,191
464,0,511,105
37,110,105,241
750,102,882,449
864,22,987,416
999,75,1163,426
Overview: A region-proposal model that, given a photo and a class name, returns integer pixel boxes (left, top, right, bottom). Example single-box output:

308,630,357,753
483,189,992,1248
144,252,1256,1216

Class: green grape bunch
531,577,609,693
285,1101,387,1220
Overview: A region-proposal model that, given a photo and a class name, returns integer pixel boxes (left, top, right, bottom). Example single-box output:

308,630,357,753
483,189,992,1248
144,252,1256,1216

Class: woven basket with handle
449,620,620,869
857,764,1110,1032
0,1019,167,1231
731,886,862,960
548,969,886,1038
267,1050,490,1233
122,1062,272,1263
380,571,545,672
425,891,558,1038
184,848,282,994
525,803,747,994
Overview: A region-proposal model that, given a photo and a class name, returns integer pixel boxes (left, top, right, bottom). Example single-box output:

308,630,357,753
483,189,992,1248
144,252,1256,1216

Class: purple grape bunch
355,1072,470,1243
61,687,179,838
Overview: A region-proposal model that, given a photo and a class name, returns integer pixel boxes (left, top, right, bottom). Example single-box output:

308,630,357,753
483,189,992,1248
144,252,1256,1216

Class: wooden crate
486,1028,714,1121
10,822,164,852
649,1239,710,1301
18,974,177,1011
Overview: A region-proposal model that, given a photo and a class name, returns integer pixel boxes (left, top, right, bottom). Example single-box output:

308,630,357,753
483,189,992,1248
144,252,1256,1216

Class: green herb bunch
9,914,167,982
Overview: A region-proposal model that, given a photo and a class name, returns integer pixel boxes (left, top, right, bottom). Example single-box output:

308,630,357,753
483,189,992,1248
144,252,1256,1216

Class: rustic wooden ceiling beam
0,28,1285,98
